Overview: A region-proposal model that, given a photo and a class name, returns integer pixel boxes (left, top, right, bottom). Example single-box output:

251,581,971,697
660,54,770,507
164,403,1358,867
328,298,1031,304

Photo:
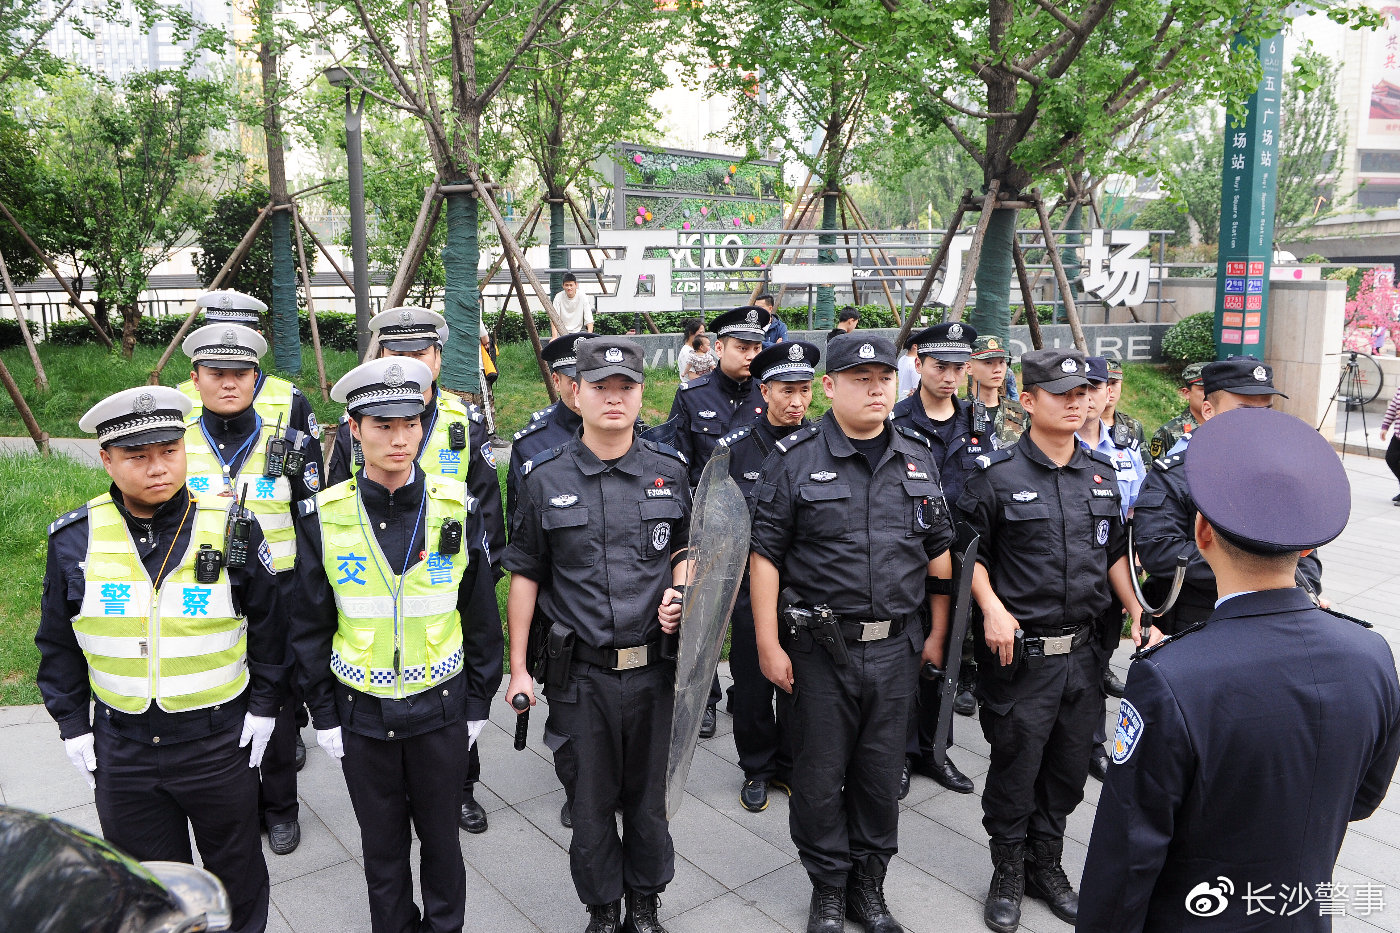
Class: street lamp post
323,65,371,359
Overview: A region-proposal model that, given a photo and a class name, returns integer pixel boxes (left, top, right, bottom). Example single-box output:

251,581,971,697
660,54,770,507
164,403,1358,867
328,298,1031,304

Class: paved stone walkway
4,456,1400,931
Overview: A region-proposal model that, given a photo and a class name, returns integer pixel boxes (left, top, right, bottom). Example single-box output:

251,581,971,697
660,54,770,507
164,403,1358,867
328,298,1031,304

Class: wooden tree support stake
564,195,659,335
0,199,112,350
296,213,356,292
290,201,330,401
1010,238,1045,351
479,203,544,300
385,183,441,309
897,189,973,349
500,238,556,403
0,355,48,454
947,181,1003,323
1032,189,1087,352
839,190,901,326
0,246,48,390
469,172,566,336
150,204,272,383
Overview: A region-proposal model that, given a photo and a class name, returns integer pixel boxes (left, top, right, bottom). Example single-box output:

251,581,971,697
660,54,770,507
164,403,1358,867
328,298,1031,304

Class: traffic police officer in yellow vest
36,385,287,933
290,357,504,933
181,322,321,856
178,289,324,443
325,306,506,834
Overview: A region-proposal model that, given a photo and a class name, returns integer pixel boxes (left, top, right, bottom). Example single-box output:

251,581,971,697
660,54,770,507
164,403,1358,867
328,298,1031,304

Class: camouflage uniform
968,335,1027,450
1147,363,1206,462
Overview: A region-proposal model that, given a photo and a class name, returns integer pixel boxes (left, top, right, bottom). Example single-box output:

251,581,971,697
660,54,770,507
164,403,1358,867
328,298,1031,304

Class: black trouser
259,692,300,827
728,588,792,782
461,742,481,792
787,625,919,887
977,639,1102,846
95,720,269,933
545,660,675,906
342,718,470,933
1388,434,1400,486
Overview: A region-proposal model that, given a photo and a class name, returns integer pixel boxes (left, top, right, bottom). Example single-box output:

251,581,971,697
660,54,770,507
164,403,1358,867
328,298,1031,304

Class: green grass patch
0,453,110,705
1116,363,1184,436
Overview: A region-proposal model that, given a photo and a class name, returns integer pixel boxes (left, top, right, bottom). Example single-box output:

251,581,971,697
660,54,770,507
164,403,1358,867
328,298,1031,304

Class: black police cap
912,321,977,361
826,333,897,373
576,336,644,383
708,306,770,342
1021,348,1089,393
1085,355,1110,384
542,332,590,377
1202,355,1288,398
1185,408,1348,553
752,340,820,382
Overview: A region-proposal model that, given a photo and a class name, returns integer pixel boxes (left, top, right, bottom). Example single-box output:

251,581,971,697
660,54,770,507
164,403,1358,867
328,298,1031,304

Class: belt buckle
858,620,892,642
1041,633,1073,655
614,646,649,670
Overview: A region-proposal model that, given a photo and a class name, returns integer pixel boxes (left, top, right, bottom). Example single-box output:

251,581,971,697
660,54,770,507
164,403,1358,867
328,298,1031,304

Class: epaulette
1154,453,1184,471
679,373,713,391
297,499,318,518
1133,619,1208,659
466,406,484,424
513,418,547,442
894,424,931,448
48,504,90,536
775,422,820,454
1085,448,1115,469
973,449,1014,470
520,444,565,477
339,412,350,425
643,439,688,465
717,425,754,449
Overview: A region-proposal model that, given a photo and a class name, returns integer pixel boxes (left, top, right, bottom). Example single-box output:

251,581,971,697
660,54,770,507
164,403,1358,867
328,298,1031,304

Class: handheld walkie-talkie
283,428,305,477
224,487,252,568
264,414,288,478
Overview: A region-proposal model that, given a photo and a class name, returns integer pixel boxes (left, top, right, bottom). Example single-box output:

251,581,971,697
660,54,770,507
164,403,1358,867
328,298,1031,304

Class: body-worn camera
448,422,466,450
195,543,224,583
438,518,463,555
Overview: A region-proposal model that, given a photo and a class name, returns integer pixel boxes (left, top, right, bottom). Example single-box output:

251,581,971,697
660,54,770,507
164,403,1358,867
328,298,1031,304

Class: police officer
180,323,322,855
36,386,285,933
668,305,769,736
1102,359,1146,452
503,337,690,933
955,348,1144,933
1146,362,1204,462
714,339,820,813
752,333,956,933
967,336,1026,451
325,307,506,833
891,322,980,796
289,357,503,933
179,290,324,444
1076,356,1145,780
1134,356,1323,636
1078,408,1400,932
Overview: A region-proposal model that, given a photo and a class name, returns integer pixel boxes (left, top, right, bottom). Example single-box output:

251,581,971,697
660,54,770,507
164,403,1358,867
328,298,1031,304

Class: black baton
511,693,530,751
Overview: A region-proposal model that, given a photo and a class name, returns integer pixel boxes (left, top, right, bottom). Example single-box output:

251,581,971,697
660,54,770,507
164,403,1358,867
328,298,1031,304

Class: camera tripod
1318,351,1372,458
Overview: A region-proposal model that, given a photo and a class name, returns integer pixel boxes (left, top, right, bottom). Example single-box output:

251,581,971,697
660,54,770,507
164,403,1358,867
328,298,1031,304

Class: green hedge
0,319,40,351
1160,312,1216,368
43,311,362,353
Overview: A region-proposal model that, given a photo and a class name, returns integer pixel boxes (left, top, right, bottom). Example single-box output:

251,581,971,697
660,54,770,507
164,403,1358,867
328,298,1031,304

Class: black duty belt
791,613,909,643
1023,623,1095,657
573,637,668,671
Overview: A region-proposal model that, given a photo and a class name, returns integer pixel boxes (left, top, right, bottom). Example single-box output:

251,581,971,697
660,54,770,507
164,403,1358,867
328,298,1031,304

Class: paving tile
664,891,794,933
459,806,574,933
264,807,355,887
668,794,795,890
271,859,374,933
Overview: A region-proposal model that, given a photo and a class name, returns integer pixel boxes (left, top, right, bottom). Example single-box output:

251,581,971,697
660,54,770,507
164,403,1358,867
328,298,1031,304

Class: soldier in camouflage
967,336,1026,451
1146,362,1205,462
1102,360,1146,453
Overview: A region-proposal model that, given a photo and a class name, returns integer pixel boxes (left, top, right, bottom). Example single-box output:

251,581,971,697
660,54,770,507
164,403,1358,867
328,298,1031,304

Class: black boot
953,682,977,716
806,882,845,933
622,889,667,933
984,841,1024,933
1024,837,1078,924
845,870,903,932
584,900,621,933
1102,668,1126,698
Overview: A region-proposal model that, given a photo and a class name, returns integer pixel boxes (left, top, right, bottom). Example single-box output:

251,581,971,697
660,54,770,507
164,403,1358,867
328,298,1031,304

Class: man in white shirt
551,272,594,337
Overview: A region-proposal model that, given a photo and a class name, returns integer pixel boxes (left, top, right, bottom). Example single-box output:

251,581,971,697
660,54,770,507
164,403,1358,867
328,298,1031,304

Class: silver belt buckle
614,645,649,670
858,620,892,642
1041,633,1073,656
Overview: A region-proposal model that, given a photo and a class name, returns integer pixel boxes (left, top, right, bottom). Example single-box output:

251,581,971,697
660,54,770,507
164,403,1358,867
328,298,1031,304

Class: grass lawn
0,337,1183,702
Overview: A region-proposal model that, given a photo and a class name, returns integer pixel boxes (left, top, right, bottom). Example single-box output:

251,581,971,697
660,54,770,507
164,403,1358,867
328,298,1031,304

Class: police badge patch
303,463,320,492
1112,699,1144,764
480,442,497,469
258,540,276,574
307,412,321,439
652,522,671,551
1095,519,1110,546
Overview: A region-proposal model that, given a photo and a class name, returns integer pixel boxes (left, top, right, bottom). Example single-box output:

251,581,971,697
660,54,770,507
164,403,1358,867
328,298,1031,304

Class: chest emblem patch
550,494,578,508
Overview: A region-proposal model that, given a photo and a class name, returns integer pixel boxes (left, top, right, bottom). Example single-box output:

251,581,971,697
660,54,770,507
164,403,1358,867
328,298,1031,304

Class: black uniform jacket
288,467,504,739
891,393,984,509
1078,588,1400,933
668,369,766,486
37,485,286,745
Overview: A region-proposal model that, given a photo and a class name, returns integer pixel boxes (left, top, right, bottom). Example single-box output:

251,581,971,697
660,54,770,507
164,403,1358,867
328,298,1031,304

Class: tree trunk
260,26,301,375
120,303,139,358
816,189,839,329
968,208,1017,347
549,195,566,299
441,190,481,396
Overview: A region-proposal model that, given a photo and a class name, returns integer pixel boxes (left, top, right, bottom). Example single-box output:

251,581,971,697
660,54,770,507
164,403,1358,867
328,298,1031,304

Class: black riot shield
930,522,980,768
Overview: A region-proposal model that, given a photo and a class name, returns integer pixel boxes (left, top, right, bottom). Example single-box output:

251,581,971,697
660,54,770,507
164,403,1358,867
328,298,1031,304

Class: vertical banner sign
1214,33,1285,359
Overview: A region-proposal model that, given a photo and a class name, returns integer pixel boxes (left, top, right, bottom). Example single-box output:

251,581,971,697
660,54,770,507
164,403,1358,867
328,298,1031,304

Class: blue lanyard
357,473,428,633
200,413,262,486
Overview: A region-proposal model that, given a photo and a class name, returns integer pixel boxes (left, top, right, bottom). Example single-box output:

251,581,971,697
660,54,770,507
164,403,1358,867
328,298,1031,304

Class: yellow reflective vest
180,373,295,426
184,416,296,573
72,494,248,714
318,476,471,699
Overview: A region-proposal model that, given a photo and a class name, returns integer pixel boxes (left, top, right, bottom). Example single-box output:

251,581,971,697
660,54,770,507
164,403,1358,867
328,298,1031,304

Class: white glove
64,733,97,789
239,714,277,768
467,719,487,750
317,726,344,760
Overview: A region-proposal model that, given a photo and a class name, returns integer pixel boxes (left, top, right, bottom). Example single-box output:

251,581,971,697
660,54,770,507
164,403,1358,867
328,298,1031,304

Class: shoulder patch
521,445,565,476
1111,699,1145,764
679,373,713,391
775,422,820,454
48,504,90,536
643,439,688,465
514,418,547,441
1085,447,1116,468
466,407,484,424
894,424,932,448
297,498,318,518
974,448,1015,470
339,412,350,425
717,425,754,448
1154,454,1183,471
